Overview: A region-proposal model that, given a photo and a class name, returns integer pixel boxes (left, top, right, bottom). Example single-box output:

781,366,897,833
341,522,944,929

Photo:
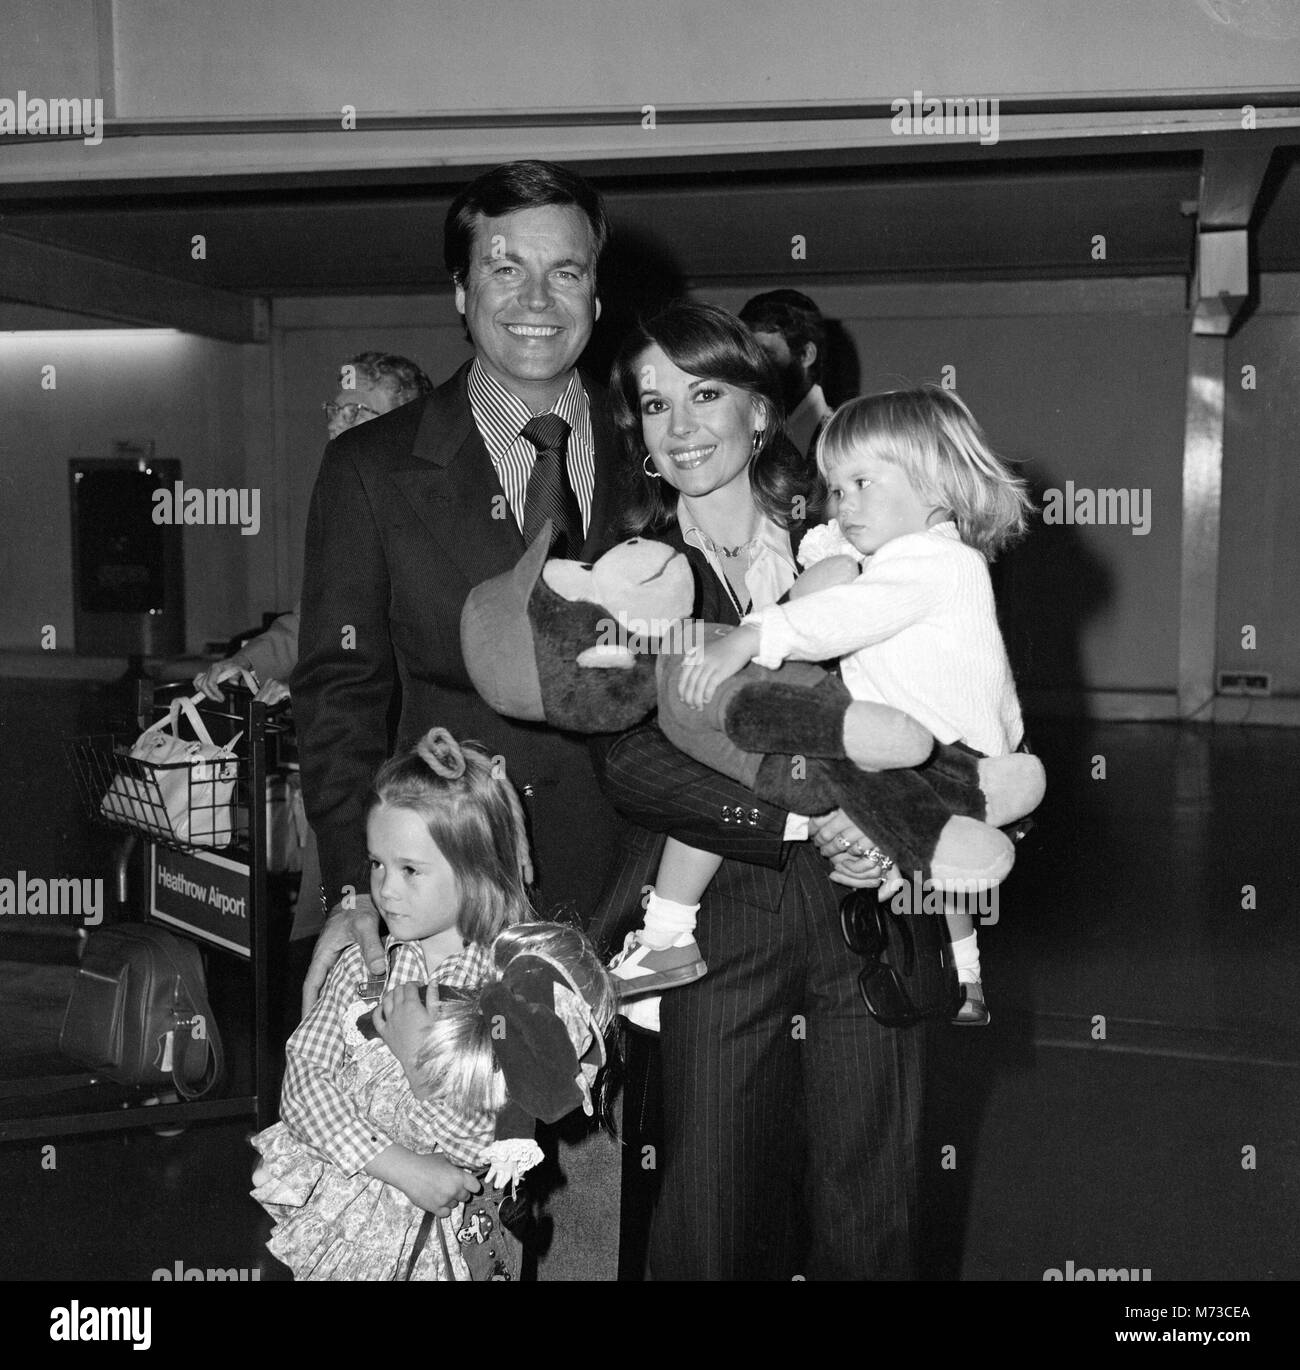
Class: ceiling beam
0,231,267,342
1189,143,1277,335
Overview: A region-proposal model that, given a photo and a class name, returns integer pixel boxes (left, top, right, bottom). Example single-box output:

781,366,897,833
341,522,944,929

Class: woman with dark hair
609,300,812,549
588,300,924,1281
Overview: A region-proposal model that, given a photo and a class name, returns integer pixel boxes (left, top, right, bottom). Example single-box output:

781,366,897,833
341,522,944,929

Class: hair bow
479,951,606,1124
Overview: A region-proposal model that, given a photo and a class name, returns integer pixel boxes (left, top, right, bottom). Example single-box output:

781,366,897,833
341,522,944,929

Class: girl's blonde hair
816,385,1033,559
415,921,619,1120
365,728,533,949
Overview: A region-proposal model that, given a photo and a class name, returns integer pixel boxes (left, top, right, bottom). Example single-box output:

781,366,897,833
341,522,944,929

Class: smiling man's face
455,203,600,410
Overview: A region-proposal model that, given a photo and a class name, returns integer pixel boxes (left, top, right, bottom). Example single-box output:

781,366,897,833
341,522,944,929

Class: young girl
614,385,1034,1027
251,727,614,1278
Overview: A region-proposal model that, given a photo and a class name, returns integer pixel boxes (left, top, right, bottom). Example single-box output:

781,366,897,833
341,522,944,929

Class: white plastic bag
100,694,242,847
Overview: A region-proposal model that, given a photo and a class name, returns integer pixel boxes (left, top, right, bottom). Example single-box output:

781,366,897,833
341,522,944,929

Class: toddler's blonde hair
816,385,1033,559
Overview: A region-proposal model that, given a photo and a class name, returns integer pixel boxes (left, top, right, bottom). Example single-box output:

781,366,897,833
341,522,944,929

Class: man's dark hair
739,289,828,383
347,352,434,404
443,160,609,286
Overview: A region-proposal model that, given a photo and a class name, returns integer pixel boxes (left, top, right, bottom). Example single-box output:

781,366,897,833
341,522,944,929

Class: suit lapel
391,363,624,583
389,362,525,588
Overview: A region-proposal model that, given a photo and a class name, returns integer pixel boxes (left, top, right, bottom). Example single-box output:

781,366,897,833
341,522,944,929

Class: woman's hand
300,894,385,1016
373,981,439,1085
678,624,761,709
808,811,895,890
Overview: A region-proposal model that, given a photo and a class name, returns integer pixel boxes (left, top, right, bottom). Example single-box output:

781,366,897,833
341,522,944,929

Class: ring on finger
864,846,895,872
837,836,852,850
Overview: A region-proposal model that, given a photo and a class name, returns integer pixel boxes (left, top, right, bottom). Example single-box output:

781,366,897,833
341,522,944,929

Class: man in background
194,352,433,944
197,351,434,707
740,288,833,460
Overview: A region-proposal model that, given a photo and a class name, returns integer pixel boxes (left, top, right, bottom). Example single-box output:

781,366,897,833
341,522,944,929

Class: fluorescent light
0,329,183,341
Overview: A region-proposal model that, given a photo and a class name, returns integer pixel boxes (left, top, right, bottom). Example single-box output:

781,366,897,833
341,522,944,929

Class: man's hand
808,810,890,889
373,981,439,1086
366,1147,482,1219
678,624,761,709
300,893,385,1017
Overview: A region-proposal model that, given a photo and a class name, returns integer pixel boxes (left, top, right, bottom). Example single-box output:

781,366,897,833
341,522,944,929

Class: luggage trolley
0,682,291,1142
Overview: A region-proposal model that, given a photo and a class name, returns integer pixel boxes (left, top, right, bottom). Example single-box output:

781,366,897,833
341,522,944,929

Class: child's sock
640,890,700,950
950,931,982,985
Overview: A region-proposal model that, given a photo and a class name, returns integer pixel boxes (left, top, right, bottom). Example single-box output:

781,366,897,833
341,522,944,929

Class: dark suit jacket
292,360,626,917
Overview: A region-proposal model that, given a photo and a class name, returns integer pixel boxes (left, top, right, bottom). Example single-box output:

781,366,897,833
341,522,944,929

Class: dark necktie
521,413,582,558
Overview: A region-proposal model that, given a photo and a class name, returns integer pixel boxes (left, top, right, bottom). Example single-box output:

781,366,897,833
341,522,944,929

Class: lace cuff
797,519,861,568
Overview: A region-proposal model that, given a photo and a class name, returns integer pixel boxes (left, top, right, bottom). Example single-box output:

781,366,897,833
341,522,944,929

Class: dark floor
0,676,1296,1281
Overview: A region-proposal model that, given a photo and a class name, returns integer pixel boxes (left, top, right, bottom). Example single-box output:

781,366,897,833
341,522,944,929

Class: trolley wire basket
65,687,271,856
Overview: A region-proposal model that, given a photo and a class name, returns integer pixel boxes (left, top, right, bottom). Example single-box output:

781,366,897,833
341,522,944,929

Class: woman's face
636,344,765,500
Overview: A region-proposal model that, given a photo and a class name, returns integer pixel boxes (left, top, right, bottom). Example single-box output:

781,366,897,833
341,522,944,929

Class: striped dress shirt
466,360,596,537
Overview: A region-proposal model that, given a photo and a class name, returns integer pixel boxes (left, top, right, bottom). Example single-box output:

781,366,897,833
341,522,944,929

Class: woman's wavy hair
365,728,533,949
415,921,620,1126
816,385,1034,559
610,300,814,535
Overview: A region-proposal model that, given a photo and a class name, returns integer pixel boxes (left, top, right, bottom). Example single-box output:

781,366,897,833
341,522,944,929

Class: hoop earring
642,454,662,480
751,430,762,457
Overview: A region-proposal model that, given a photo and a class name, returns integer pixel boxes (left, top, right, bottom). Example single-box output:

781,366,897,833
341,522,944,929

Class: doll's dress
251,990,489,1281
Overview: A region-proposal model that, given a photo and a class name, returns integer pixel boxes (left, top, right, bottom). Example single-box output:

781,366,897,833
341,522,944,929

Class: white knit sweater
747,521,1023,757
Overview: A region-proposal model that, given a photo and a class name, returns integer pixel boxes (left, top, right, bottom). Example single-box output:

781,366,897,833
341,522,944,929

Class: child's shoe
952,980,990,1026
620,994,661,1034
609,931,707,996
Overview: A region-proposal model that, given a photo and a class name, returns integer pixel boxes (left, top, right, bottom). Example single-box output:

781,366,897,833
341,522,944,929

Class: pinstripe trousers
592,817,925,1281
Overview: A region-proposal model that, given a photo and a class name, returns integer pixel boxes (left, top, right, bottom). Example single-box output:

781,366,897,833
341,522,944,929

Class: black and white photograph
0,0,1296,1347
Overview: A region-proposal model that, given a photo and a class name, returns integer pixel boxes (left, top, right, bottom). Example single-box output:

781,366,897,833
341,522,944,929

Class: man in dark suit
294,161,624,994
291,161,631,1277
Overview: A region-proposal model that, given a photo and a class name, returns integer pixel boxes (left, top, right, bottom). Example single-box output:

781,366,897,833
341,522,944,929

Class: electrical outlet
1217,671,1272,697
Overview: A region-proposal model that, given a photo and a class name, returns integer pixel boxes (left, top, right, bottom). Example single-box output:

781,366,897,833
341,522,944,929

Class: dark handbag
58,924,224,1099
840,888,962,1027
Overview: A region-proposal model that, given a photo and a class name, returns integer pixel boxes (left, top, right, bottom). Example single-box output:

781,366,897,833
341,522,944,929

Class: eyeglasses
322,401,379,425
839,889,926,1027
